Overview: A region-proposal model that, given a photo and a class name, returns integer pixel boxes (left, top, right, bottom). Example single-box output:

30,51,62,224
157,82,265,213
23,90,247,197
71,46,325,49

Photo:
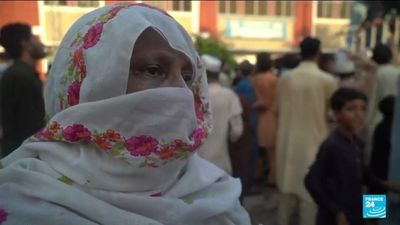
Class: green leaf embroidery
64,101,69,109
75,38,83,47
86,18,97,26
44,114,50,123
61,76,68,85
109,148,120,157
58,175,74,185
67,64,74,76
112,142,125,150
55,133,63,141
147,156,158,162
139,161,146,168
74,70,80,81
58,93,64,101
183,199,194,205
99,14,110,23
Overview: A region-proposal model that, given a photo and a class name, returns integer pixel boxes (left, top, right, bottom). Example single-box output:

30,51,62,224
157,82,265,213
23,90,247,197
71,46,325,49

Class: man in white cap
198,54,243,174
333,55,358,89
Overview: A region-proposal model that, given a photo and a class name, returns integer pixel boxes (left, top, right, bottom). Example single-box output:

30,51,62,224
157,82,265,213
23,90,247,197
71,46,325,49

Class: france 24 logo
363,195,386,218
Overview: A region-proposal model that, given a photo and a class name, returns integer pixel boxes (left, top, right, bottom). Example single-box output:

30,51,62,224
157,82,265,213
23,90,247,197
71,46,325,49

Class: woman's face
126,27,194,94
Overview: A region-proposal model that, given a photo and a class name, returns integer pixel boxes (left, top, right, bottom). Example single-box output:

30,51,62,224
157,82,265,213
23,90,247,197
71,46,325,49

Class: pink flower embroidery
158,146,176,160
67,81,81,106
42,129,56,141
0,209,8,224
108,5,127,19
83,23,103,49
171,139,189,150
191,128,208,150
63,124,91,142
93,136,111,150
194,95,204,122
125,135,159,157
73,48,86,79
104,129,121,142
49,121,61,132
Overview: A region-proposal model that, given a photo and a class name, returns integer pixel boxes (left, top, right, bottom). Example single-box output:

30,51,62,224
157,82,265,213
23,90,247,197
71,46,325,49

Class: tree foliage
194,35,237,70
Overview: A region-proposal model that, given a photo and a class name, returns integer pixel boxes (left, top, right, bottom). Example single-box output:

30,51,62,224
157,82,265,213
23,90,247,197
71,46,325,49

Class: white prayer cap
201,54,221,73
334,50,355,74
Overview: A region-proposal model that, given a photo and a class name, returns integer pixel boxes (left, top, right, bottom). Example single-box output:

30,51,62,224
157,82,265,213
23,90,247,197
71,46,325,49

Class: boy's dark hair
238,60,253,77
372,44,392,65
256,52,272,73
379,95,395,118
300,37,321,60
0,23,32,59
331,88,367,112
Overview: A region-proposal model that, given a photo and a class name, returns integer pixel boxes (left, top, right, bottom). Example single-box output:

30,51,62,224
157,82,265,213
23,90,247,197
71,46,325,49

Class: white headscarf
0,3,250,225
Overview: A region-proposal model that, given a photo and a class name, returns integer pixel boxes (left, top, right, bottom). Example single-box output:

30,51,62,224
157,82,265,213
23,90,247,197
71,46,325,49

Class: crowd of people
198,38,400,224
0,2,399,225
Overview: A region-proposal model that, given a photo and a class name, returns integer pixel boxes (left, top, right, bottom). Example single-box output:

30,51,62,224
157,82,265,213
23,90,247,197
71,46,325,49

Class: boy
305,88,400,225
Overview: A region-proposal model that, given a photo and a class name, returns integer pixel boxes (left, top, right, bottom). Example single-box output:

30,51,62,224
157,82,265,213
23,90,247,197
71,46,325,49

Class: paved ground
243,187,280,225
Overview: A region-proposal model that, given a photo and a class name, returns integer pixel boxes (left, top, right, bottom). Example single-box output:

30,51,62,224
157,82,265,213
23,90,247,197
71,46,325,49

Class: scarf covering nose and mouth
0,3,251,225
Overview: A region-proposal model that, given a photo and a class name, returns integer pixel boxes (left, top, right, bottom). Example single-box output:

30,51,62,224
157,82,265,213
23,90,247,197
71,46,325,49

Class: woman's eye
182,72,193,85
143,66,165,78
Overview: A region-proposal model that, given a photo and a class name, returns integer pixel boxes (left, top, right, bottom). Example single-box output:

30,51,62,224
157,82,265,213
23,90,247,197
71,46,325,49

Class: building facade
0,1,352,74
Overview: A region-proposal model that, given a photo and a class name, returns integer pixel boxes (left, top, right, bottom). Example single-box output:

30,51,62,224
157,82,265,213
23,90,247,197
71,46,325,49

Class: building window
317,1,351,19
245,1,255,15
142,1,165,10
276,1,294,16
76,1,99,7
44,0,67,6
172,0,191,12
242,1,294,16
44,0,99,7
258,1,268,15
219,1,237,14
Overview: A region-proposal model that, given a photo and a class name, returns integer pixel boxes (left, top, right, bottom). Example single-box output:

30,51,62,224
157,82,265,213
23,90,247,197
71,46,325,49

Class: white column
311,0,318,36
37,0,49,75
191,0,200,34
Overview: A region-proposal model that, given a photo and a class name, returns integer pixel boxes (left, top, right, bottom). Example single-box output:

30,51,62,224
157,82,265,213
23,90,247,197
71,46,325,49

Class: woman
0,3,250,225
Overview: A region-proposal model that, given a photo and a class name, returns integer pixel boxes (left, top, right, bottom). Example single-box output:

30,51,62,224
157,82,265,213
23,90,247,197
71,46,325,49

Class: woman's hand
336,212,350,225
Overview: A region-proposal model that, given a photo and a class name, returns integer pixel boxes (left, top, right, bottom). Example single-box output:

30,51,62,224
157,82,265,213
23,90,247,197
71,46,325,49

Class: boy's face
335,99,367,133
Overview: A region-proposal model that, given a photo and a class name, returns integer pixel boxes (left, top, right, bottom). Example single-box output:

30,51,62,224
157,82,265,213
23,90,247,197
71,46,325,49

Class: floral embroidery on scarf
126,135,159,157
67,81,81,106
40,4,211,168
82,23,103,49
0,209,8,224
35,121,208,168
59,3,172,110
63,124,91,142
